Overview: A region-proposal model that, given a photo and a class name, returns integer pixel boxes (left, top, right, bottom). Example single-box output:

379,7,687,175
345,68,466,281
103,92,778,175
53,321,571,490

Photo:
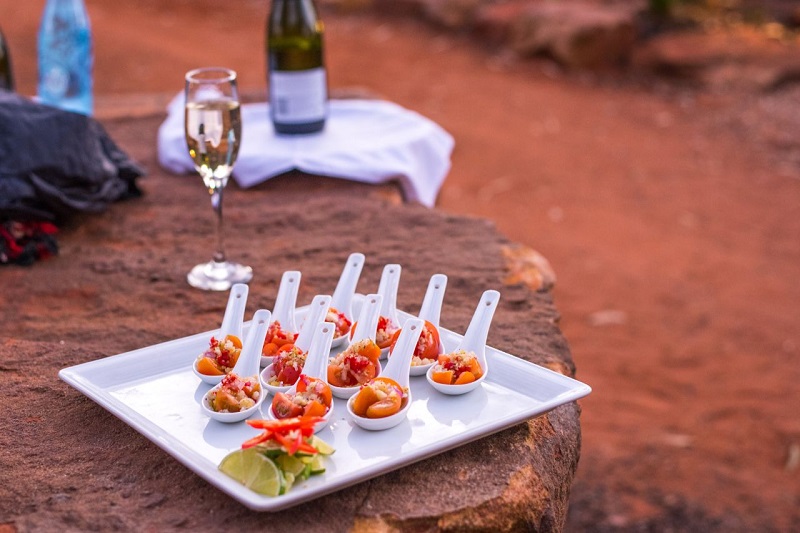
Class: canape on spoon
267,321,336,434
347,318,423,431
426,290,500,395
193,283,249,385
261,294,332,395
388,273,447,377
375,264,402,360
201,309,271,423
328,294,384,400
260,271,301,367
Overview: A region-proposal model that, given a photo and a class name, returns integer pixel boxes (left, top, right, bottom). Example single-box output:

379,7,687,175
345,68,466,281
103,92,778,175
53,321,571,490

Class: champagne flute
184,67,253,290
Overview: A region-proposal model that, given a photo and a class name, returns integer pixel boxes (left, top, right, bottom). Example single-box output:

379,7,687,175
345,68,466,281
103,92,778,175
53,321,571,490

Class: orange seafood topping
351,377,406,419
431,350,483,385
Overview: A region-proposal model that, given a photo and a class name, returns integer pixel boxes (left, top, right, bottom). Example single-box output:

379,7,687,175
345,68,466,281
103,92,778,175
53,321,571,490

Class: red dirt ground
2,0,799,530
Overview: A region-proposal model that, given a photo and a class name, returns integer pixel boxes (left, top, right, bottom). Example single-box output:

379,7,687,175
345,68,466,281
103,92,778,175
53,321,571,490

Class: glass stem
210,182,226,264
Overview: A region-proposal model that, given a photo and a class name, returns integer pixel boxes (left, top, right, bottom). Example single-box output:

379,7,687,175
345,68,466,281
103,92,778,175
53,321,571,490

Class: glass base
187,260,253,291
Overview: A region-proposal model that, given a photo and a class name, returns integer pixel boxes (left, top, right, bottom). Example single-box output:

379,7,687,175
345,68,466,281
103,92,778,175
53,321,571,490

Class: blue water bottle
37,0,93,115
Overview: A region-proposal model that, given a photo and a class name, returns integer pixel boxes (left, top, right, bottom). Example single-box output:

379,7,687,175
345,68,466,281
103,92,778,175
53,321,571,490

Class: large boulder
479,1,639,68
515,2,637,68
420,0,488,28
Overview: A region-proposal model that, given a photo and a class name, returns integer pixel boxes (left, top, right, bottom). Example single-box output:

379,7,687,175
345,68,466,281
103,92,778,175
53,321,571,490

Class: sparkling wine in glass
184,67,252,290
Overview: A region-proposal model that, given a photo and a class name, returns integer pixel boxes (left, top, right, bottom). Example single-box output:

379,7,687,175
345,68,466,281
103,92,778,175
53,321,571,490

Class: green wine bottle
267,0,327,134
0,26,14,91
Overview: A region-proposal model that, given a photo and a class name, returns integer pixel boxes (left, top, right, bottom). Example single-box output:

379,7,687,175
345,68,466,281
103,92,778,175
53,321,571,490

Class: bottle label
37,22,93,115
42,65,70,98
270,68,327,124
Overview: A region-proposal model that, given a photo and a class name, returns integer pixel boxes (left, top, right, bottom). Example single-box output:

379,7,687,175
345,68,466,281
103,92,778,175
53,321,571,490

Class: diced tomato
296,375,333,407
272,347,305,385
326,307,352,338
327,364,349,387
351,386,379,417
242,380,258,397
303,400,328,418
389,320,440,360
356,361,378,384
225,334,243,349
212,390,241,412
454,371,476,384
358,341,382,364
350,319,397,350
328,339,380,387
467,358,483,379
431,369,454,385
196,356,224,376
367,396,402,418
272,393,304,419
295,374,311,393
263,322,298,354
375,316,397,349
314,380,333,407
432,350,482,384
276,364,300,386
345,353,368,372
351,377,404,419
262,342,279,357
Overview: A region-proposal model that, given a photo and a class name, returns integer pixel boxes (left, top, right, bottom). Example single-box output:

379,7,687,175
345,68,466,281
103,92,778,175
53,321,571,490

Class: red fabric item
0,220,58,265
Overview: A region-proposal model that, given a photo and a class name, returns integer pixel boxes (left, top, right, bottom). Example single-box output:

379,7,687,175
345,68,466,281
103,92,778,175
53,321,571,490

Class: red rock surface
1,0,799,530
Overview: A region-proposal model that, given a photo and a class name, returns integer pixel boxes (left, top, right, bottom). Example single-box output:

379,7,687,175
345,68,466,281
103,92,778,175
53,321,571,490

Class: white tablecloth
157,95,454,207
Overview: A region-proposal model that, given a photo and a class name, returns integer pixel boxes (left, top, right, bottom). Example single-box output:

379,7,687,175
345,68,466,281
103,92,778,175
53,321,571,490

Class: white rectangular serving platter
59,297,591,512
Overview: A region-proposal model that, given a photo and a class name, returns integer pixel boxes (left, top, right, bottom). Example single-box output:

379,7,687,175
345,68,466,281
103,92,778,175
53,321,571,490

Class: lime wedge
276,454,306,478
309,454,326,475
283,471,296,493
219,448,282,497
310,436,335,455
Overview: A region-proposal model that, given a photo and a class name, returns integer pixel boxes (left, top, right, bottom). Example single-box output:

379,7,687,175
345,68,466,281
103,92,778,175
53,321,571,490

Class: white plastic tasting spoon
261,294,332,395
408,273,447,377
295,294,332,353
219,283,249,341
330,252,365,349
266,321,336,433
426,289,500,395
201,309,271,423
329,293,384,400
376,264,402,360
350,293,382,344
193,283,249,385
347,317,423,431
260,270,301,367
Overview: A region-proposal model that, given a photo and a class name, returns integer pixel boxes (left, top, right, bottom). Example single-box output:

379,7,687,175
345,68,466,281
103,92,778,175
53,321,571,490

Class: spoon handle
235,309,271,377
331,252,365,319
458,290,501,358
273,271,301,332
219,283,249,341
383,318,424,390
418,274,447,327
377,264,402,321
304,321,336,380
295,294,332,352
351,293,383,343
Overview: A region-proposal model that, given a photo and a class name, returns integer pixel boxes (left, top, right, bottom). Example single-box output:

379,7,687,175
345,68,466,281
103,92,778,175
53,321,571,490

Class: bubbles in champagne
185,99,242,186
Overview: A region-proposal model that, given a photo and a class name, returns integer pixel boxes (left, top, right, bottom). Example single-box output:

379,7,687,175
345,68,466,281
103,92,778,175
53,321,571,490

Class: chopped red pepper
242,416,324,453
